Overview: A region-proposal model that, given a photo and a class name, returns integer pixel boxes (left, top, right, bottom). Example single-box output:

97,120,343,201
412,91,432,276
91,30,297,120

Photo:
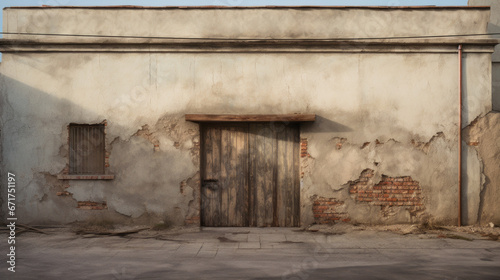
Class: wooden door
201,123,299,227
201,125,249,226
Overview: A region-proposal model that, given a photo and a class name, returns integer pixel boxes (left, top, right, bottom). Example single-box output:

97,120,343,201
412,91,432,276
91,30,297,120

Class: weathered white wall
0,7,497,226
2,7,490,39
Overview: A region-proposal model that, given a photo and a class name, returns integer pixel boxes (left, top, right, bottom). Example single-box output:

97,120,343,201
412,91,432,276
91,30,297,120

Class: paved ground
1,226,500,279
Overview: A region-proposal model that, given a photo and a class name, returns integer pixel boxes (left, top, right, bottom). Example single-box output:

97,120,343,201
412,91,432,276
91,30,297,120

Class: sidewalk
1,226,500,279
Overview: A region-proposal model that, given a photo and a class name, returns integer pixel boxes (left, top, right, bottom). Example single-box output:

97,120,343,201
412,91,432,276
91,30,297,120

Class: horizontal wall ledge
185,114,316,122
57,174,115,180
0,38,498,53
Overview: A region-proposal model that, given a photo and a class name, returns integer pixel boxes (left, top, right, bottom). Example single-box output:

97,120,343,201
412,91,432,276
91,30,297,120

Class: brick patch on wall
56,191,71,196
312,197,350,224
349,169,424,215
300,138,310,158
77,201,108,210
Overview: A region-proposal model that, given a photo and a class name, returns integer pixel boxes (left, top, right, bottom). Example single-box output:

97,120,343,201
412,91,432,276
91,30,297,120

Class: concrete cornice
0,38,498,53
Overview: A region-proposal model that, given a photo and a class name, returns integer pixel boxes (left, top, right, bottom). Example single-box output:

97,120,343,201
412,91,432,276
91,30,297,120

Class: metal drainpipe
458,44,463,227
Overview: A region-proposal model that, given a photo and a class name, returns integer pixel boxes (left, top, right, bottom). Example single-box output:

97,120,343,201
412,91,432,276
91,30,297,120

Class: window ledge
57,174,115,180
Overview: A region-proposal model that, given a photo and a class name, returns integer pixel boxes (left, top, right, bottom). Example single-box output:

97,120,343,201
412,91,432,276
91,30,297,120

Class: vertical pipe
458,44,463,227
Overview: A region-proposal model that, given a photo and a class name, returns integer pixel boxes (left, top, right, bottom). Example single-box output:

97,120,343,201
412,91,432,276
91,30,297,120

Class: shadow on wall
493,62,500,112
0,73,198,224
301,115,353,133
0,73,120,223
487,21,500,112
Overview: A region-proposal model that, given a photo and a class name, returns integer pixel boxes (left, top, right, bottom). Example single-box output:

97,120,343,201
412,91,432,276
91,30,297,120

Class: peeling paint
462,112,500,225
411,132,445,154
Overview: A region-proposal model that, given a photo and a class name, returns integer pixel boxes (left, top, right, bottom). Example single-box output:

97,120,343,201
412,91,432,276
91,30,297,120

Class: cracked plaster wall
463,112,500,225
0,8,497,226
1,51,494,226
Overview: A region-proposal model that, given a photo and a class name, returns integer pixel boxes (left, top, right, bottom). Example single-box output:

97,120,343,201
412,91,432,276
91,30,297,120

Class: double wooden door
201,123,300,227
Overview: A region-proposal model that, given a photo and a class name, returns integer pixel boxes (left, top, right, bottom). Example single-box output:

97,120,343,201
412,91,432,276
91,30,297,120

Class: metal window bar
69,124,105,174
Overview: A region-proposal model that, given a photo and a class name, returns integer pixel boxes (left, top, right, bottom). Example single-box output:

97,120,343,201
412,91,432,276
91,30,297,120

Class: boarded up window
69,124,105,174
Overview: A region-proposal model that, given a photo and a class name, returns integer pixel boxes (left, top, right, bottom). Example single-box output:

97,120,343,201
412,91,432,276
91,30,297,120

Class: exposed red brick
348,169,424,216
312,197,349,224
185,216,200,225
56,191,71,196
300,138,311,158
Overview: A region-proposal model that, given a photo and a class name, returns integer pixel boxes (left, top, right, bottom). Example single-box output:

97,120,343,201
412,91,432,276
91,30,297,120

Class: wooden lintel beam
185,114,316,122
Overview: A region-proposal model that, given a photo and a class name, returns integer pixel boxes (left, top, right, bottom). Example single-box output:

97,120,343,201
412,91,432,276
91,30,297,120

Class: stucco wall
469,0,500,111
2,7,490,39
0,7,497,226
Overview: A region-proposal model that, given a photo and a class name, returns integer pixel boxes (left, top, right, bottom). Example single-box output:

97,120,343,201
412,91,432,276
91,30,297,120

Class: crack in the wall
477,169,489,224
184,171,201,225
339,134,445,152
462,114,490,225
466,145,487,225
109,136,120,147
360,142,370,149
331,138,403,151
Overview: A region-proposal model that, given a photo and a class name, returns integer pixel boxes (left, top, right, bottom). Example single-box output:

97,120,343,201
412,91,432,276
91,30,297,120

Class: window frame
58,122,114,180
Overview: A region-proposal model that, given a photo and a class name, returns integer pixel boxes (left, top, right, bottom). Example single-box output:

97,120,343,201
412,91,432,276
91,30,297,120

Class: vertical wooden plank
248,127,257,227
222,127,236,226
259,124,268,227
234,125,248,226
200,126,210,226
284,125,295,227
202,127,211,226
292,125,301,226
213,127,222,227
204,127,213,178
220,127,230,226
250,124,264,226
209,126,225,226
69,126,74,174
201,126,222,227
260,124,275,227
265,126,275,227
250,123,280,227
276,124,287,227
272,124,279,227
208,127,216,227
242,125,249,226
274,124,300,227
